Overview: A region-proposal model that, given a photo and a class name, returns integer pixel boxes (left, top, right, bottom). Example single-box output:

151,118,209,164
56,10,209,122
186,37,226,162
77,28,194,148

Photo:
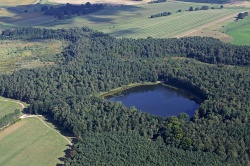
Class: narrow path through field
0,98,72,145
35,116,72,145
175,13,238,38
20,115,72,145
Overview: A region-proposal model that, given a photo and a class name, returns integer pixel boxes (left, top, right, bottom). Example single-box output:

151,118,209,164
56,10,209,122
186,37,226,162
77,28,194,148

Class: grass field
0,97,27,117
0,40,65,74
101,9,241,38
0,0,248,40
0,0,54,32
222,16,250,45
0,117,70,166
36,1,246,39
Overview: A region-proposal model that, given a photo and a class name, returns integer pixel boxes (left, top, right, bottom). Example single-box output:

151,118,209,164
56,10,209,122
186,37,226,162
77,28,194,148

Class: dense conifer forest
1,27,250,165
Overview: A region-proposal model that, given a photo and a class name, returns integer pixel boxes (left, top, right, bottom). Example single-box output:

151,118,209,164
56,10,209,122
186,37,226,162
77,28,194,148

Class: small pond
105,84,199,118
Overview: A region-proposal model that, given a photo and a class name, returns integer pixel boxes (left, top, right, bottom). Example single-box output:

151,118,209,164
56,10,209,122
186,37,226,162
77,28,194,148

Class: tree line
188,5,223,11
0,110,20,129
41,2,104,20
150,11,172,18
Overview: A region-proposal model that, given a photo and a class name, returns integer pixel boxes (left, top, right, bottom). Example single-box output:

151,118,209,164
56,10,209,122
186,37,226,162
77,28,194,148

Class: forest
42,3,104,20
0,27,250,165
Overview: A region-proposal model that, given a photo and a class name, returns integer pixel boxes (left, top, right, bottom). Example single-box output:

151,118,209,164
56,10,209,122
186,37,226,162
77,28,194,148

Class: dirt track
0,98,72,145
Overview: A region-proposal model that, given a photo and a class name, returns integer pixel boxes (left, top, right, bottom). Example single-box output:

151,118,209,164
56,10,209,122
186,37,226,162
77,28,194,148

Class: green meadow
0,117,70,166
223,16,250,45
39,1,244,39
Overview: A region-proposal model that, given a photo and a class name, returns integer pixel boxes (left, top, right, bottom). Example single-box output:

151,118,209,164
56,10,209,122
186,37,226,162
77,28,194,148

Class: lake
105,84,199,118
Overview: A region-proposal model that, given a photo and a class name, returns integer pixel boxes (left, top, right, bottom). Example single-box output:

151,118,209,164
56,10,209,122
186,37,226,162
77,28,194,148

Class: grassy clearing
0,97,27,117
0,39,65,74
0,117,69,166
222,16,250,45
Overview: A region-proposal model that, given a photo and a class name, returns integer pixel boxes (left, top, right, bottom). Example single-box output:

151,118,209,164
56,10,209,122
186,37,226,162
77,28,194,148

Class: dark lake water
105,84,199,118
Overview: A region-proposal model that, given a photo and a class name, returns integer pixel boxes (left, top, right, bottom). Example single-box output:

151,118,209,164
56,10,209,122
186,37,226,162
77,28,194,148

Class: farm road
0,98,72,145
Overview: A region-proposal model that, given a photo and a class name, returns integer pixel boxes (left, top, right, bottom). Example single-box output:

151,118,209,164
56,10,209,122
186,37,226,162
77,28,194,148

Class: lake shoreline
99,81,203,104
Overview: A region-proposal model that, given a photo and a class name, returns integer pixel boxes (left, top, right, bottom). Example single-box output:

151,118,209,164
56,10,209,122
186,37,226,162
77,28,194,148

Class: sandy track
175,13,238,38
0,98,72,145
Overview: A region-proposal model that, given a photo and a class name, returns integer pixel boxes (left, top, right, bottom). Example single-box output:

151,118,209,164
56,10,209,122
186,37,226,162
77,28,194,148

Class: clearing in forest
0,97,26,117
0,40,65,74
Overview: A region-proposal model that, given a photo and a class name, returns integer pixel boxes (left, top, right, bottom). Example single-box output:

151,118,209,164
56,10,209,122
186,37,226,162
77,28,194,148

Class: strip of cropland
100,9,243,38
0,97,70,166
0,0,247,39
37,1,245,39
0,118,70,166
